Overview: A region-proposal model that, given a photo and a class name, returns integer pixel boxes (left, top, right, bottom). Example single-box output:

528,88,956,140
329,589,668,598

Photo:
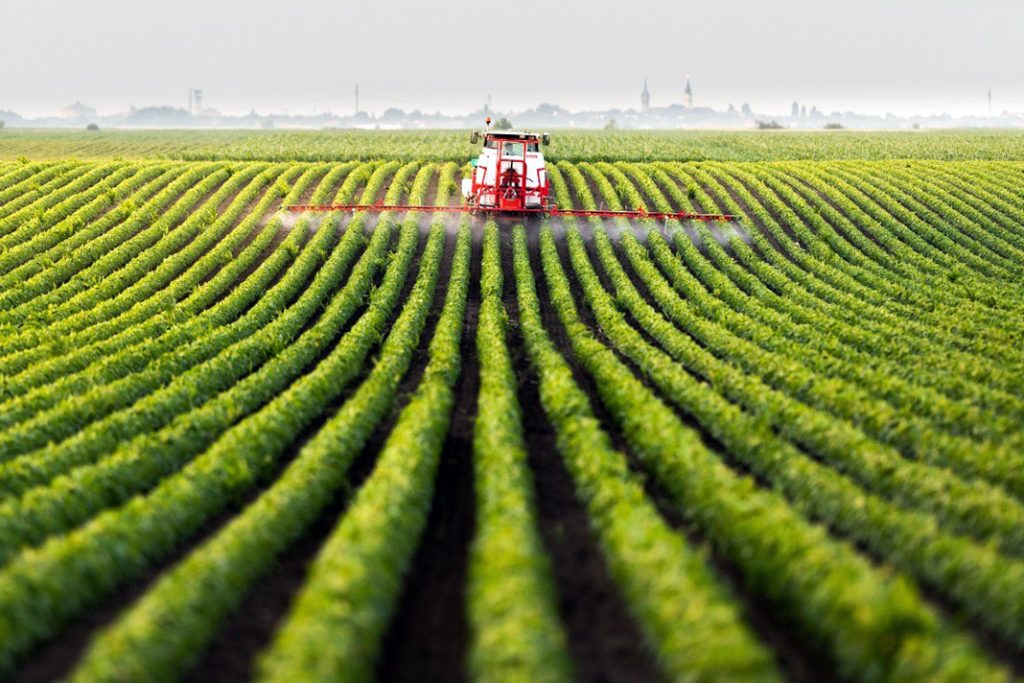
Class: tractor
285,119,736,224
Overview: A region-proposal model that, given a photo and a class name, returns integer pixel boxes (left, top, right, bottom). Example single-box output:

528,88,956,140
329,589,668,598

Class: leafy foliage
0,154,1021,681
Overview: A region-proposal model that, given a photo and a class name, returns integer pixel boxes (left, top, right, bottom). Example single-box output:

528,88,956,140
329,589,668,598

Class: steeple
684,75,693,109
641,78,651,114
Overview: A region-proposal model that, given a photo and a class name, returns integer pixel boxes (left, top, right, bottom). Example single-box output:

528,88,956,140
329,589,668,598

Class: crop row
564,163,1024,647
71,169,466,683
0,162,436,672
0,163,416,564
0,158,1021,680
467,222,572,682
540,167,1014,679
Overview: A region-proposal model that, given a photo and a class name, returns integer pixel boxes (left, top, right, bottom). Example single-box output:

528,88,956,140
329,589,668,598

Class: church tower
684,75,693,109
641,78,651,114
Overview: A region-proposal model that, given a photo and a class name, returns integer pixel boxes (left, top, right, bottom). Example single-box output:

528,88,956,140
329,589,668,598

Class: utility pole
988,88,992,118
188,88,193,115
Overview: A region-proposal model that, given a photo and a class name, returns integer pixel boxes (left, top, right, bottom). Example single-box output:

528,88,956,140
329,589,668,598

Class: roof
57,101,98,118
485,131,542,139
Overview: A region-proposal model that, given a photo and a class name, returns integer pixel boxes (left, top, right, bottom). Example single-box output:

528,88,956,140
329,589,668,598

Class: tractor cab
462,128,551,213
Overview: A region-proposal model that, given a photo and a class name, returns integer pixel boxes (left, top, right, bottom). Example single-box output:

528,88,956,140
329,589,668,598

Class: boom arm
284,202,738,223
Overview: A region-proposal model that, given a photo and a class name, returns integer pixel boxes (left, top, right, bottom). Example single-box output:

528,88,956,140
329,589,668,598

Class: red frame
467,134,550,212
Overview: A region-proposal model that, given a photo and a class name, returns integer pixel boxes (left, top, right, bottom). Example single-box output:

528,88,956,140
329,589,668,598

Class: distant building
684,76,693,109
188,89,205,116
641,78,651,113
57,101,97,119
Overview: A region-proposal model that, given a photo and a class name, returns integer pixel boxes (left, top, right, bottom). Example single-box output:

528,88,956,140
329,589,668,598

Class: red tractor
461,128,551,213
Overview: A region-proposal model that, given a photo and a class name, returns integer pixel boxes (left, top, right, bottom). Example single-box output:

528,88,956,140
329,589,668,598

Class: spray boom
283,202,736,223
285,123,737,224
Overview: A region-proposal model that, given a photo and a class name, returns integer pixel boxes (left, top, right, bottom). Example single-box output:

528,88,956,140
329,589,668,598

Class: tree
756,120,784,130
492,117,513,130
604,118,618,130
86,123,100,131
0,120,5,130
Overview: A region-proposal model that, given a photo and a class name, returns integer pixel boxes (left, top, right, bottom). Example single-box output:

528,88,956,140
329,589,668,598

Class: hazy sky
2,0,1021,118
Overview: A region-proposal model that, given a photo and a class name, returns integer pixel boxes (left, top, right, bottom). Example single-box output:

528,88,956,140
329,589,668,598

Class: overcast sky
1,0,1021,118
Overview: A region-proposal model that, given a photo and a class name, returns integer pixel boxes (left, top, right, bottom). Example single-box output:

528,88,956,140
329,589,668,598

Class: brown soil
510,226,665,683
375,222,479,683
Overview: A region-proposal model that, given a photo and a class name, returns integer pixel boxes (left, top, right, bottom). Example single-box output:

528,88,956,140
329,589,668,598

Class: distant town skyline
8,96,1021,132
1,0,1021,119
6,77,1018,124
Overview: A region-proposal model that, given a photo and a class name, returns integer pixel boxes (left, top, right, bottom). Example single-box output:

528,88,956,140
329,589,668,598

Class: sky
1,0,1021,118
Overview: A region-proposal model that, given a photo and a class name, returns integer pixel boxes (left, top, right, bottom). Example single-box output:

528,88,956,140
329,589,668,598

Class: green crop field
4,127,1024,161
0,137,1023,682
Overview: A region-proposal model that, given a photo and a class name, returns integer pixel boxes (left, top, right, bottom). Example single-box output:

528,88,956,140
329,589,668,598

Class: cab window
485,139,497,149
526,142,539,152
502,141,525,156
